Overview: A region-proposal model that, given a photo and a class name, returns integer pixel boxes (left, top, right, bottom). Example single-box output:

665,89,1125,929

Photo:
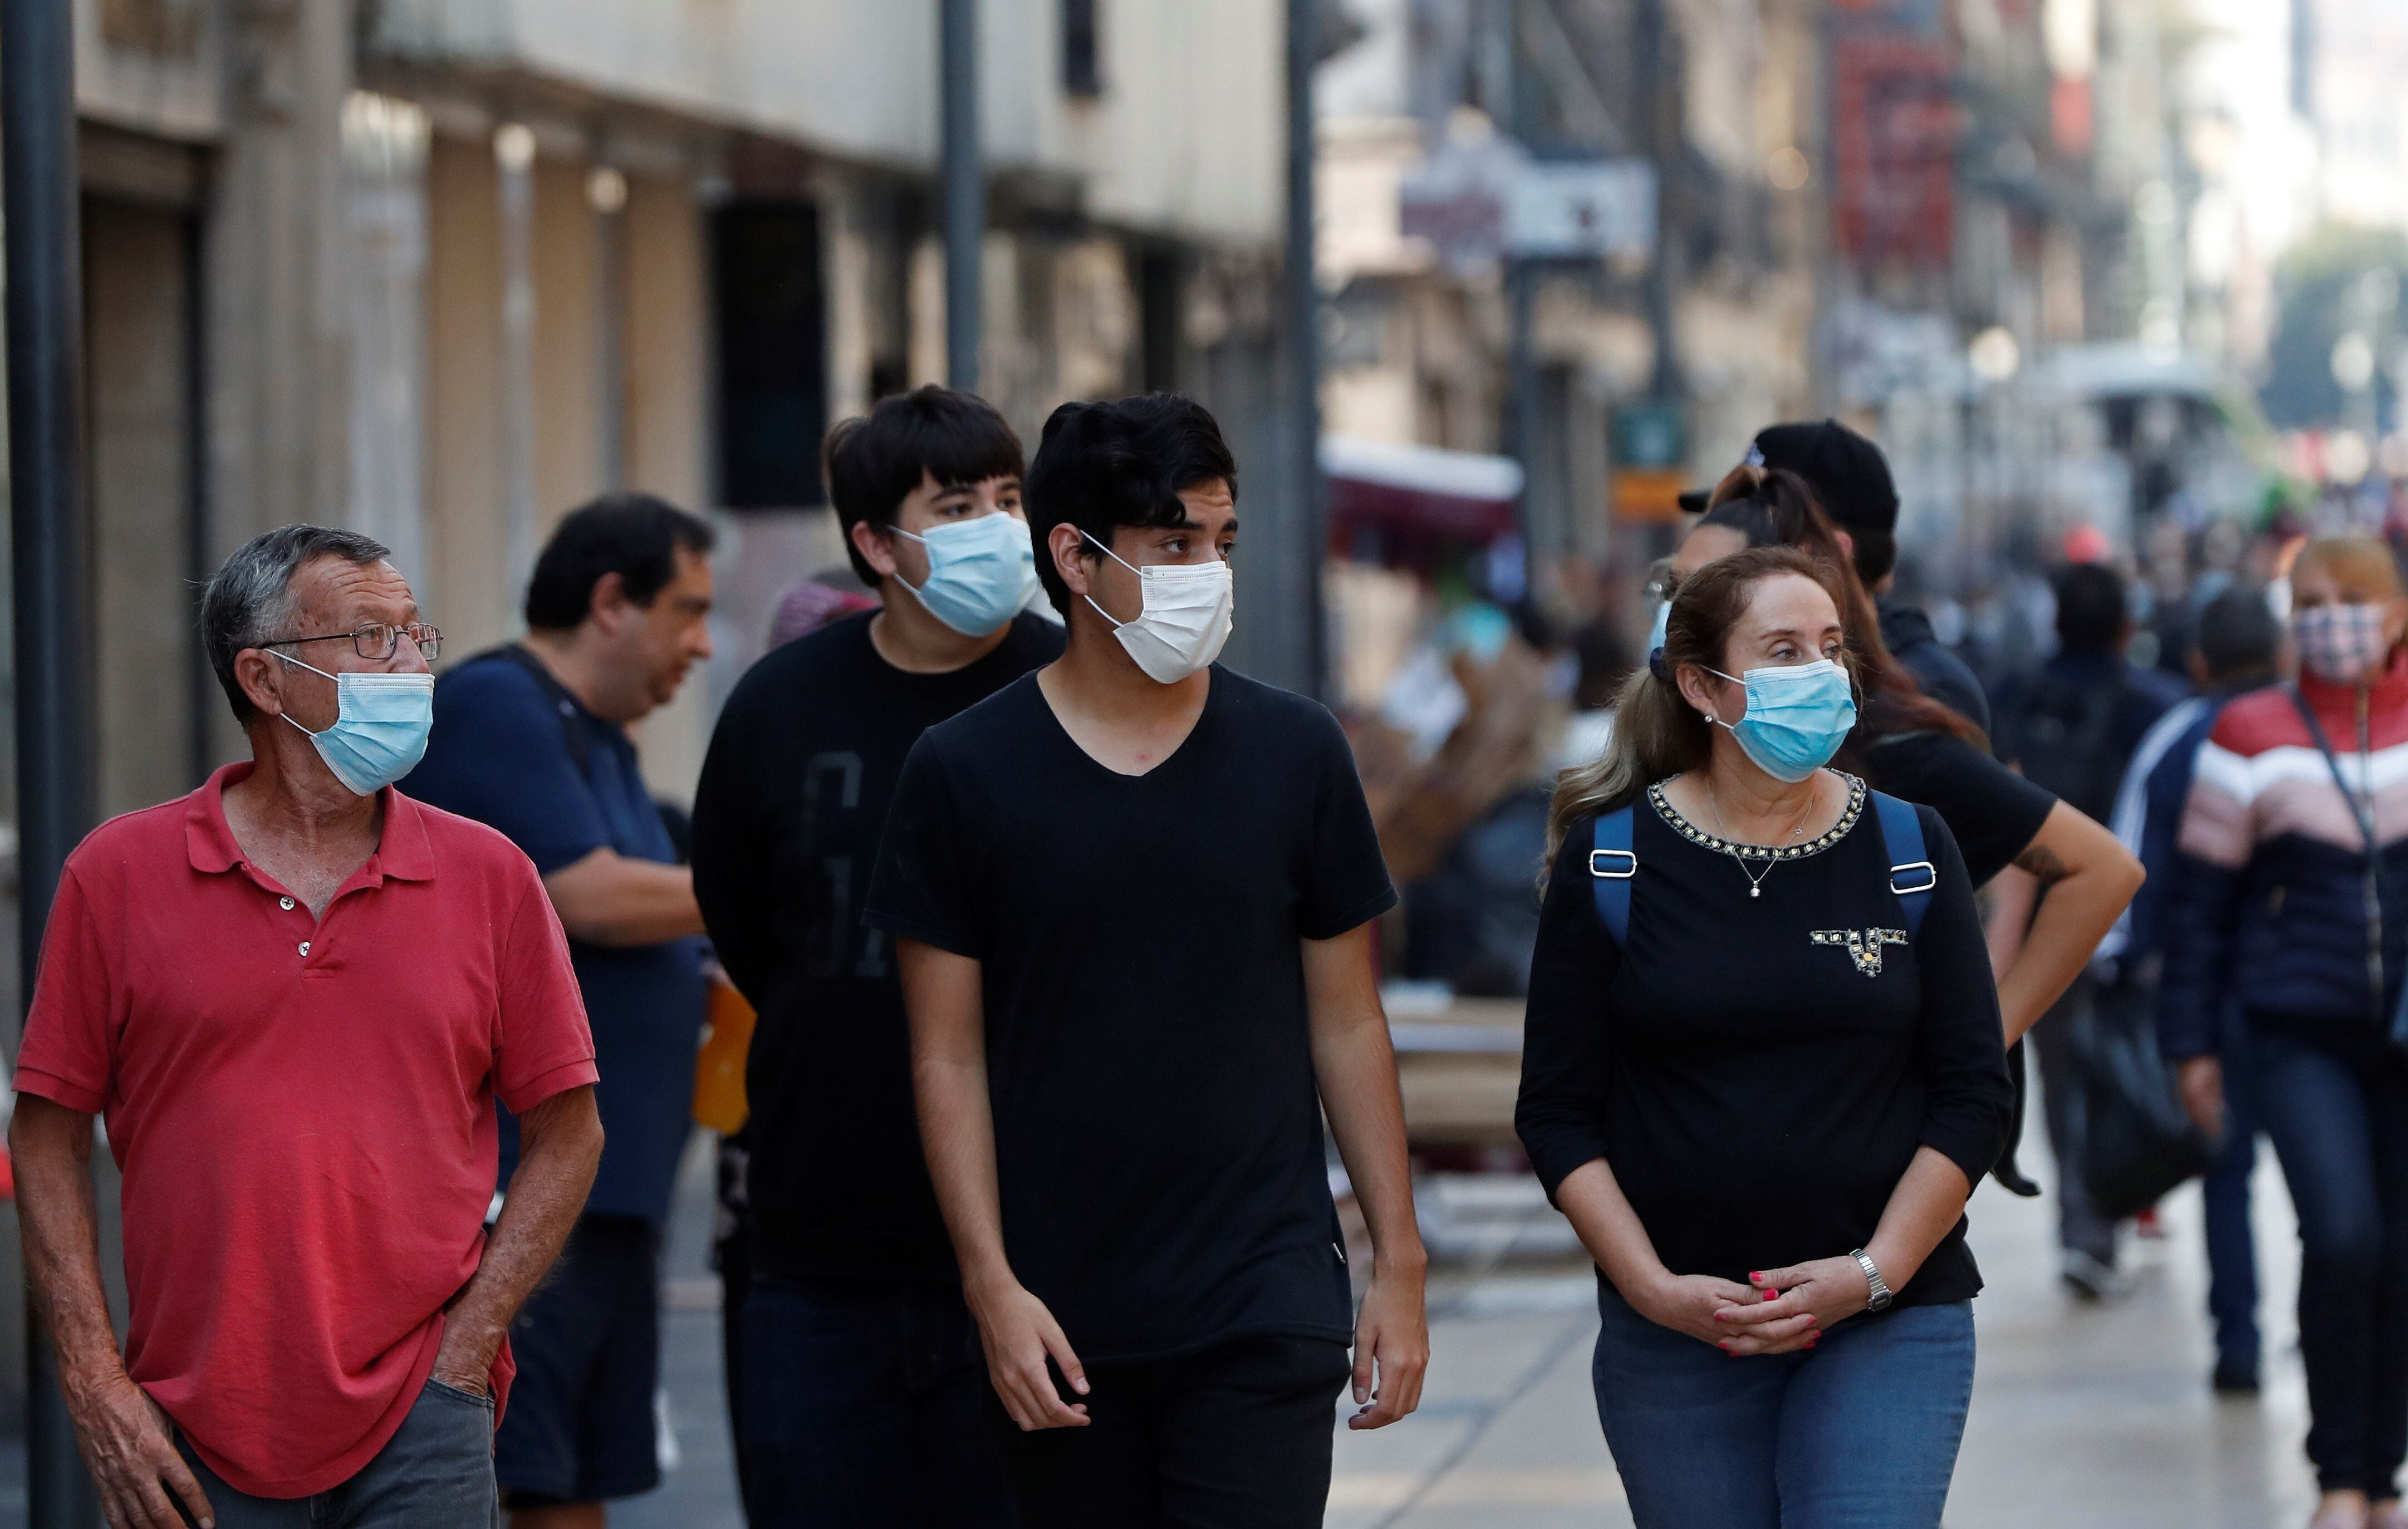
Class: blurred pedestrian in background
11,527,602,1527
406,496,718,1528
2163,536,2408,1529
1521,546,2013,1529
2101,585,2283,1389
691,386,1058,1528
870,394,1427,1527
1992,563,2186,1299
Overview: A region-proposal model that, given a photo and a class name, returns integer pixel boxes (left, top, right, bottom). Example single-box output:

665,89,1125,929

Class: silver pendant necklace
1703,780,1818,898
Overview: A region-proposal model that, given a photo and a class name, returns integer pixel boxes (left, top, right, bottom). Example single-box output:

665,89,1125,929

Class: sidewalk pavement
619,1131,2318,1528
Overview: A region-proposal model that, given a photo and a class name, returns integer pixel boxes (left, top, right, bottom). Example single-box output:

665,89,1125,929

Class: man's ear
587,571,632,631
850,519,901,583
234,649,287,719
1048,522,1095,599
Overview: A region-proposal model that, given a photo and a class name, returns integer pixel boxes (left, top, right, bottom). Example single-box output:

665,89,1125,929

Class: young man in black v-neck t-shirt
691,389,1061,1527
866,395,1429,1528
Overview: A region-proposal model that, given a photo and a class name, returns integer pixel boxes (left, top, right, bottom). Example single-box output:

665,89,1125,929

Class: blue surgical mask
271,652,435,796
895,513,1039,637
1704,659,1857,783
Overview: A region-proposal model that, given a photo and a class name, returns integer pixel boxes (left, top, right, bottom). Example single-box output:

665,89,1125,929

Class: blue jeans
174,1378,499,1528
739,1272,1013,1528
1592,1281,1975,1529
2202,1014,2260,1376
2248,1022,2408,1496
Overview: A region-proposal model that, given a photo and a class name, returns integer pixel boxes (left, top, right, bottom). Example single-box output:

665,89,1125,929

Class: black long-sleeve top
1516,776,2015,1309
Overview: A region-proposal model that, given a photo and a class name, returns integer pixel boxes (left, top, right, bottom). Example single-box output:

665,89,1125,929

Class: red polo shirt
16,764,597,1499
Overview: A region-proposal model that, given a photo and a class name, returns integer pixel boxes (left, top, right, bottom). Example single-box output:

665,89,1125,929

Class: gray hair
201,525,393,721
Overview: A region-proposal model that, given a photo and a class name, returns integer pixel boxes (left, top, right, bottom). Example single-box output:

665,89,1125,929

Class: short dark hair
2195,585,2281,683
2053,562,2128,656
1026,394,1237,615
202,525,394,722
524,494,717,631
823,386,1026,584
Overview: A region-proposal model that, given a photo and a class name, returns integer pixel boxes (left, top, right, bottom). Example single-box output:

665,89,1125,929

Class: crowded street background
6,0,2408,1526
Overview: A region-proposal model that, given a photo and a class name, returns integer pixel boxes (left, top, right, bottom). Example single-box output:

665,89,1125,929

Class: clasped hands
1630,1255,1875,1356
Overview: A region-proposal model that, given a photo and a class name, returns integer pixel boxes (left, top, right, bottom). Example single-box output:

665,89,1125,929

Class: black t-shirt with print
865,666,1397,1363
691,611,1062,1284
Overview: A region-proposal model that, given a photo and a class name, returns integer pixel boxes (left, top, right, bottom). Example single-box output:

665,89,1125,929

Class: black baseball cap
1748,419,1899,535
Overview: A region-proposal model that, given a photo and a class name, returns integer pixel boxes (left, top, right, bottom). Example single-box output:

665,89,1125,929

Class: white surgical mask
1080,531,1234,684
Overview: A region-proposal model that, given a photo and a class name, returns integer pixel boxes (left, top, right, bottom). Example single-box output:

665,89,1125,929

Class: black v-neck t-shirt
691,611,1062,1284
1516,777,2014,1309
865,666,1397,1362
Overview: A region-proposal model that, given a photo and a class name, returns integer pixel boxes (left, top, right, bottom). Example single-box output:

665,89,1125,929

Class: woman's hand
1629,1270,1817,1353
1711,1257,1873,1354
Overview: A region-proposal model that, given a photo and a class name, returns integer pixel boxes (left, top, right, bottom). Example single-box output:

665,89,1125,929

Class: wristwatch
1851,1248,1894,1313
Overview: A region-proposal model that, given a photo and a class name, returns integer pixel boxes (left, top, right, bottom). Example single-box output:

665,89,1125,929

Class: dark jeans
2249,1020,2408,1496
1592,1281,1975,1529
174,1378,499,1528
2031,974,2116,1263
740,1272,1012,1528
2202,1014,2260,1375
989,1335,1350,1529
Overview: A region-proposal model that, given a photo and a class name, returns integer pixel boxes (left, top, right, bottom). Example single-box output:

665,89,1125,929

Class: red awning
1324,437,1524,549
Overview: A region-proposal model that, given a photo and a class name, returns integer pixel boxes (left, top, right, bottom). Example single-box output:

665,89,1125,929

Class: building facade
67,0,1292,823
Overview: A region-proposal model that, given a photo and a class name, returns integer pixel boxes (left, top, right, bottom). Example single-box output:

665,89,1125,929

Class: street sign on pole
1505,160,1656,261
1399,132,1654,273
1611,398,1690,522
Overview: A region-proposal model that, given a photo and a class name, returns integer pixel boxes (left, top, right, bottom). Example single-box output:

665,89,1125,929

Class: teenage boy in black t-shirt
690,386,1061,1527
866,394,1429,1528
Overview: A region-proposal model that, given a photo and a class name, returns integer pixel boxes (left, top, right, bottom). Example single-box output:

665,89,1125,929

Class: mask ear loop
1076,529,1147,630
266,648,339,739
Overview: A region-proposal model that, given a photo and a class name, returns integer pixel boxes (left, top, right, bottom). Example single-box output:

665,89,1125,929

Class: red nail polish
1749,1271,1763,1282
1762,1290,1777,1302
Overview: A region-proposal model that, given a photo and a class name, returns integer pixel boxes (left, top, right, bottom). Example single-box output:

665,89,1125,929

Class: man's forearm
898,939,1015,1291
1312,1015,1425,1274
914,1053,1014,1289
439,1086,601,1379
10,1100,129,1399
544,850,705,947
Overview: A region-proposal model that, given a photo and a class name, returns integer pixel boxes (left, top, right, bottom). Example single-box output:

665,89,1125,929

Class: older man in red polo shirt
10,525,605,1529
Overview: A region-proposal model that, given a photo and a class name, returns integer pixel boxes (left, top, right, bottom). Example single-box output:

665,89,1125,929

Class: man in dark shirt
2107,587,2282,1388
1752,419,1993,734
405,495,717,1526
866,394,1428,1528
690,387,1060,1527
1992,561,2187,1297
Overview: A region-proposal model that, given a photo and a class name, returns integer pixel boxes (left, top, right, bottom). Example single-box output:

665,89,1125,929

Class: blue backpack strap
1871,790,1936,941
1589,806,1637,946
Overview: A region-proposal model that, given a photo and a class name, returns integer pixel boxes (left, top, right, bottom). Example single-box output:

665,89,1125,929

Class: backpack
1587,789,1937,946
2004,671,2122,823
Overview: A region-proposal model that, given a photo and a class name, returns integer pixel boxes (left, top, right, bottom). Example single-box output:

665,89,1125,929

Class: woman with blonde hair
2163,536,2408,1529
1518,545,2014,1528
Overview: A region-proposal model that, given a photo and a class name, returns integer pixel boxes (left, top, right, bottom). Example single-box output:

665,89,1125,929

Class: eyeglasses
258,622,443,663
1642,559,1685,606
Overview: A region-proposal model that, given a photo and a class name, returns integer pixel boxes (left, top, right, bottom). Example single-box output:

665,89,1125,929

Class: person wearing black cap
1750,420,1993,736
